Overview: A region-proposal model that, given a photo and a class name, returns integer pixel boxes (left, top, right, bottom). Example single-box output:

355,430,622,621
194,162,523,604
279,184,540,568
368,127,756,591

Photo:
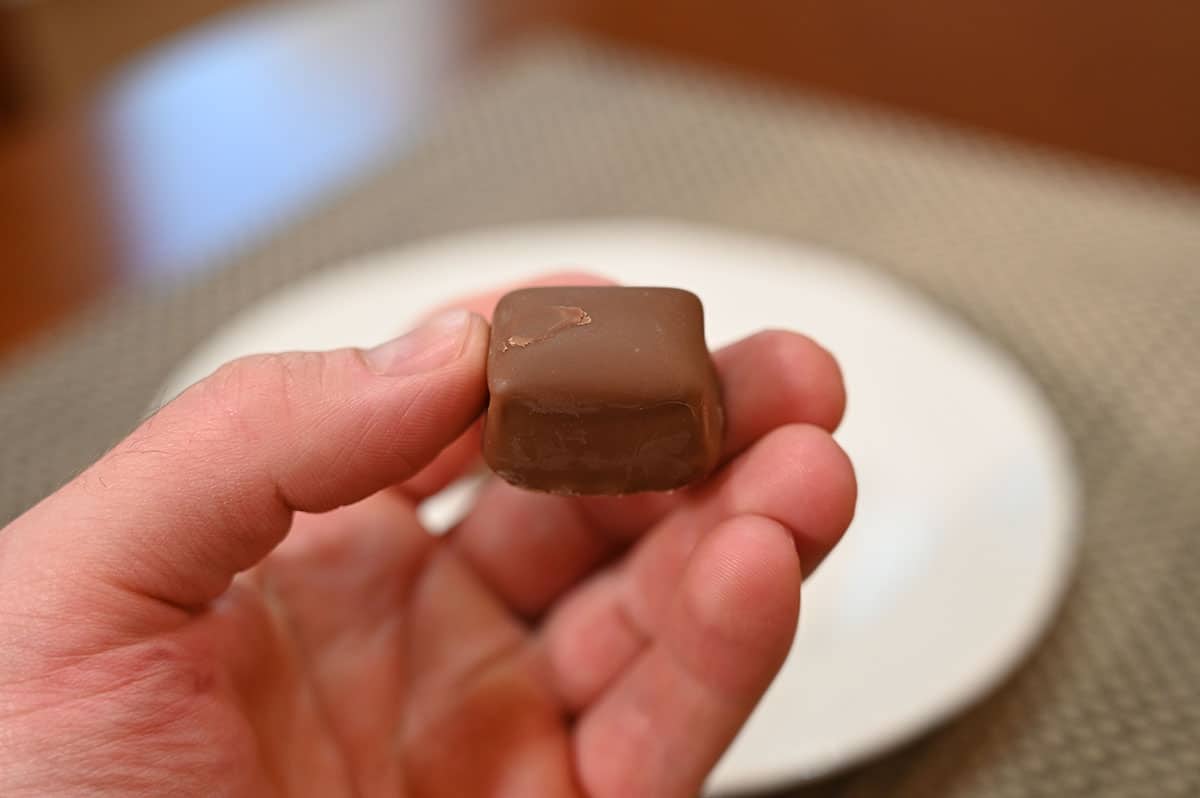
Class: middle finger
450,329,847,617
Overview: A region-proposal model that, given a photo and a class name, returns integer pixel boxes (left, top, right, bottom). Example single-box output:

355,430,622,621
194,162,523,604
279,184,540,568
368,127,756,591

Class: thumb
5,310,488,610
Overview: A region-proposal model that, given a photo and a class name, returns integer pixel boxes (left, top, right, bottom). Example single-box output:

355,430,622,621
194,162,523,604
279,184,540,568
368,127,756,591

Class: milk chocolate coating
483,286,723,494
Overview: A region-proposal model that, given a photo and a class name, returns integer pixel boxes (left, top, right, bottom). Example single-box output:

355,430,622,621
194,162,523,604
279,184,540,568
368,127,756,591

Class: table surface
2,0,1199,362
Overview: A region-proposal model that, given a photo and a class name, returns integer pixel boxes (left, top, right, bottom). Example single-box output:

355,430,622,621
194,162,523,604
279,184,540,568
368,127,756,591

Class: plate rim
154,218,1083,793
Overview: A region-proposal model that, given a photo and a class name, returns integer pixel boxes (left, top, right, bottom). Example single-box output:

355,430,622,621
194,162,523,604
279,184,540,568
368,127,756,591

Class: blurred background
3,3,1200,797
1,0,1199,362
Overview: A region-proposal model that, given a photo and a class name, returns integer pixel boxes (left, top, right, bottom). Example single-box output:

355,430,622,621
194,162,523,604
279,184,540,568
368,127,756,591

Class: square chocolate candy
483,286,723,494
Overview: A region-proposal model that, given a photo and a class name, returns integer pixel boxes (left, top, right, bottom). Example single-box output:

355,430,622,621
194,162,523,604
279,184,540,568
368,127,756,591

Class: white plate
156,220,1081,794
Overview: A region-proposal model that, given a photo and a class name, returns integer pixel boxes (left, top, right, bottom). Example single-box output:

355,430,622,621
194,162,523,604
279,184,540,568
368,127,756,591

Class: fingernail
365,310,473,376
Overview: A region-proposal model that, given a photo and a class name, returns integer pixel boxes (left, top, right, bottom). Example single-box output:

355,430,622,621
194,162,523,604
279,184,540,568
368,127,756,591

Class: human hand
0,274,854,797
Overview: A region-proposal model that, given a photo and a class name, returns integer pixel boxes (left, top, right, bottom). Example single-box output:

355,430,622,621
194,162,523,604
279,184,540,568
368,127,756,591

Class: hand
0,273,854,797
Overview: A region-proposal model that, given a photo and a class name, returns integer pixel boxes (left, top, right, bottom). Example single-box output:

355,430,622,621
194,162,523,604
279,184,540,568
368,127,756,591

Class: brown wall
4,1,1199,181
563,1,1200,181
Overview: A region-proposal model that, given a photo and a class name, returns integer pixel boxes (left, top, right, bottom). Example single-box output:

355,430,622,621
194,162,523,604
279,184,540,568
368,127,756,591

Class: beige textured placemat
2,38,1198,797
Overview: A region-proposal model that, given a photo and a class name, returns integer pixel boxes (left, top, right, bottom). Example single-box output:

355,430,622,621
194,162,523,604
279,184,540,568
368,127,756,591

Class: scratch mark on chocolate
503,305,592,351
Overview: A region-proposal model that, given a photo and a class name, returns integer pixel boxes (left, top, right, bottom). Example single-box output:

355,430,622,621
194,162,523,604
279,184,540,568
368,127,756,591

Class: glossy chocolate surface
483,286,723,494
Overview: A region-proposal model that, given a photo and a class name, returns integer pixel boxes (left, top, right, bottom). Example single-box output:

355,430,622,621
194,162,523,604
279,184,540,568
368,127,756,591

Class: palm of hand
15,417,848,798
158,491,580,798
0,278,853,798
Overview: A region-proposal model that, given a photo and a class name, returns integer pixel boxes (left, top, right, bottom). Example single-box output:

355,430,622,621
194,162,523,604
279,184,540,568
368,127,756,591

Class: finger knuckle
200,354,290,432
192,350,358,439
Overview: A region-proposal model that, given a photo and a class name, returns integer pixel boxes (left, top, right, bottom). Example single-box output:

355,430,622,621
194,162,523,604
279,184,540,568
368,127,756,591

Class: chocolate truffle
483,286,723,494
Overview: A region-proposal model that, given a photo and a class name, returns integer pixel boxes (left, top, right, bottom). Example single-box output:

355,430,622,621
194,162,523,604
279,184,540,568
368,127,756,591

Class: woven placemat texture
2,39,1198,797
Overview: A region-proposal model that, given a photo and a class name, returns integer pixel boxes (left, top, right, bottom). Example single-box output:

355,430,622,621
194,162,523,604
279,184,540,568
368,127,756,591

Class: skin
0,273,855,797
